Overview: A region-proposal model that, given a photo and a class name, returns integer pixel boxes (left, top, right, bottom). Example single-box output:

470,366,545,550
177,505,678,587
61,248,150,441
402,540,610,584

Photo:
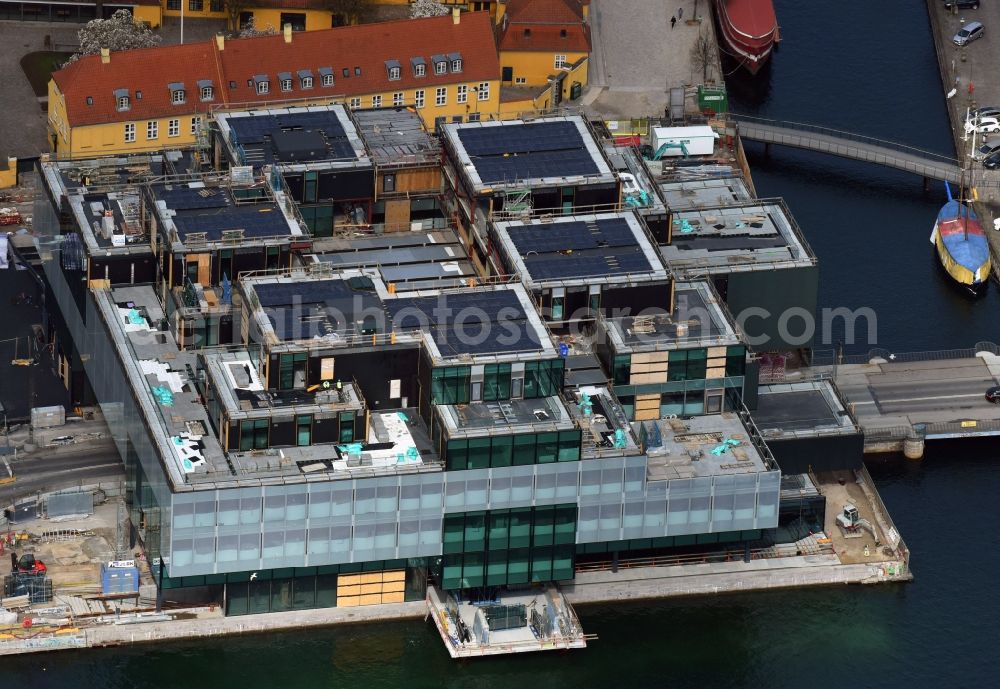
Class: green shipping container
697,85,728,114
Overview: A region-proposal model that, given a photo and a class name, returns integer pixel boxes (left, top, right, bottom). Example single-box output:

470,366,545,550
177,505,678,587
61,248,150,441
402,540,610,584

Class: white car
620,172,641,195
974,139,1000,161
965,116,1000,134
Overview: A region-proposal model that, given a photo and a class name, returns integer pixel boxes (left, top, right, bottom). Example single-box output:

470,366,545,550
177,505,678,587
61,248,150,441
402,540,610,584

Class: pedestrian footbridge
731,113,966,186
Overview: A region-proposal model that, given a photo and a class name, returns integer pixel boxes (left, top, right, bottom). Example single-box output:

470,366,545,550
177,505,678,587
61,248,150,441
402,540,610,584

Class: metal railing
729,112,960,165
813,341,998,366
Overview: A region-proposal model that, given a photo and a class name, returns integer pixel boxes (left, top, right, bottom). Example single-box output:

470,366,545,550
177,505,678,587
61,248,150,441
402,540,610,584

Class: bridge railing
811,341,998,366
863,418,1000,443
728,112,960,166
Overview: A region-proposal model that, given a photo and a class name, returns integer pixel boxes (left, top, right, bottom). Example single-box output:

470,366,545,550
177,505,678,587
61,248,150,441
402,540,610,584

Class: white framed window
515,77,527,85
191,116,202,136
117,96,129,111
468,112,481,122
451,59,462,72
477,82,490,101
388,67,400,80
414,89,425,108
256,80,269,95
124,123,135,143
372,94,382,108
349,97,361,109
434,61,446,75
321,73,333,87
146,121,158,140
280,79,292,92
554,54,567,69
168,119,179,137
392,91,404,106
457,85,468,103
435,86,446,106
301,76,313,89
414,63,425,77
200,86,213,101
171,89,185,104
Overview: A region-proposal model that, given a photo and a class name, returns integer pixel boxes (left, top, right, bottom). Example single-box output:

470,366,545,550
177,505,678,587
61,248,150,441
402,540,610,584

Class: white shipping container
31,405,66,429
650,125,718,157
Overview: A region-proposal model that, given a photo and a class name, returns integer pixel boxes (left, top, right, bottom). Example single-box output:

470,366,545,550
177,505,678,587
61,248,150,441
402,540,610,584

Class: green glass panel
488,511,510,551
468,437,491,470
612,355,631,385
491,435,513,467
512,434,535,466
553,505,577,545
533,506,554,546
462,551,484,588
536,432,558,464
506,548,529,585
447,439,468,471
557,430,581,461
442,515,464,554
486,556,507,586
530,546,552,582
442,554,463,590
463,512,486,552
509,508,531,548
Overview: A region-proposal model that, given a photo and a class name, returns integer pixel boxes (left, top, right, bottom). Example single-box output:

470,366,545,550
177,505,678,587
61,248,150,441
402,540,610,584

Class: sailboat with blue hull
930,181,991,295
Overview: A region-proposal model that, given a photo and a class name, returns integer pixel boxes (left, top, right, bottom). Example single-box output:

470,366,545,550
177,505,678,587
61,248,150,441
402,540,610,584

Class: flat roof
754,380,858,439
658,176,753,211
310,228,475,290
352,107,439,166
150,175,305,247
602,281,741,352
385,284,556,362
68,190,150,256
215,105,369,170
492,212,669,289
436,395,574,437
660,199,816,276
203,349,366,420
442,116,615,193
645,412,776,480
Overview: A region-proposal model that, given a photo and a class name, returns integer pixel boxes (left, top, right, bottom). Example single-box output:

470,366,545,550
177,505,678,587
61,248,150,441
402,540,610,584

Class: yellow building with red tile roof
48,11,501,157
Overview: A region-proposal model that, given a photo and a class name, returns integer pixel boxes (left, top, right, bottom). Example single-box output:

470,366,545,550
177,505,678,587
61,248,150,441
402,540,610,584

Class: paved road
835,356,1000,428
584,0,721,118
0,440,124,506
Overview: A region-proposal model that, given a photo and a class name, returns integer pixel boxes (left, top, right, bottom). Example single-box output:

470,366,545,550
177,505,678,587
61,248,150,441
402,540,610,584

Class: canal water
6,2,1000,686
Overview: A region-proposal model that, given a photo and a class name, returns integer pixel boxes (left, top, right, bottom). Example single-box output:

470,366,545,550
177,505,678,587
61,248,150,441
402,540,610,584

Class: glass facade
431,359,564,405
439,505,576,589
445,430,581,470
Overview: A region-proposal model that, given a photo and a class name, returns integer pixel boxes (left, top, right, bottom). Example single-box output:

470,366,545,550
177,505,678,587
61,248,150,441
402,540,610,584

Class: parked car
983,150,1000,169
971,105,1000,119
620,172,641,195
944,0,981,9
974,139,1000,161
986,385,1000,403
954,21,985,45
965,116,1000,133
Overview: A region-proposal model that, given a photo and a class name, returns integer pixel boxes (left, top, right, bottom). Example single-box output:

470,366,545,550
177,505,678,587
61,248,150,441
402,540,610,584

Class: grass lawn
20,51,74,98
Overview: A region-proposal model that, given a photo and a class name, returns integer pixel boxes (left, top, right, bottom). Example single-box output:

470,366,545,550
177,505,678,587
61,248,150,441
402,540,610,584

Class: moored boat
715,0,779,75
930,183,991,295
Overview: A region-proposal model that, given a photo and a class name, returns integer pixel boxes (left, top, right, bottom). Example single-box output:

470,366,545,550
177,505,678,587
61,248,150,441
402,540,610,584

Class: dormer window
432,55,447,75
114,88,130,111
169,82,186,104
278,72,292,91
197,79,214,101
342,68,350,78
135,90,142,100
354,66,361,76
385,59,401,81
318,67,333,87
411,56,426,77
297,69,313,89
86,96,93,106
253,74,269,95
450,57,462,73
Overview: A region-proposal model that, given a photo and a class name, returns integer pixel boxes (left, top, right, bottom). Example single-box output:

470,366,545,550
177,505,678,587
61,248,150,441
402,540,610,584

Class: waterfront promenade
926,0,1000,282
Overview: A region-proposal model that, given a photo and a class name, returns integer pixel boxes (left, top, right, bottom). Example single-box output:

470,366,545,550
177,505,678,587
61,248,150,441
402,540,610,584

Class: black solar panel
506,217,636,254
172,204,293,241
152,184,230,211
456,121,601,183
386,289,542,356
255,279,387,340
227,110,359,168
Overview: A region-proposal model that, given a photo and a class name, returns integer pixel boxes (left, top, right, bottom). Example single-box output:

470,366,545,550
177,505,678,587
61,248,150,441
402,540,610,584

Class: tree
67,9,161,63
410,0,450,18
689,30,716,84
238,16,276,38
223,0,248,32
324,0,374,26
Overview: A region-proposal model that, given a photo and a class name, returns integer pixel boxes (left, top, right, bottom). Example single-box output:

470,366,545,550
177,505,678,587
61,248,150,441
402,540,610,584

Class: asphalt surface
0,440,124,506
835,356,1000,427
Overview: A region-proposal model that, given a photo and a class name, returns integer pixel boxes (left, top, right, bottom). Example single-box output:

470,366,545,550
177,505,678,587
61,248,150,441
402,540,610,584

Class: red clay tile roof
498,0,591,52
53,13,500,128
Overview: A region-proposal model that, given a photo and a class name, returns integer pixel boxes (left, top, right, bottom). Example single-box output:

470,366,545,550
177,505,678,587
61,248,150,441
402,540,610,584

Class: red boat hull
715,0,778,74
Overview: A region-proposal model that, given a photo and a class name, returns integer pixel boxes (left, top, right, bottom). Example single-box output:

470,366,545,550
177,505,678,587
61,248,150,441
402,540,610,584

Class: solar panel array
153,184,230,211
504,217,657,281
386,289,543,357
254,279,387,341
456,122,601,184
227,111,358,167
171,204,293,241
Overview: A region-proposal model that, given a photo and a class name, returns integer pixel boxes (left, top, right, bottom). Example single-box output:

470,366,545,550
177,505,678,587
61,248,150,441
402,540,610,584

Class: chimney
283,23,292,43
100,47,110,64
215,33,225,51
452,7,460,24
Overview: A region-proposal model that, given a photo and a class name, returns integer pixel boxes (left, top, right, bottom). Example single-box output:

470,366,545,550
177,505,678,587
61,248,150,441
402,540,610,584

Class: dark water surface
5,2,1000,686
